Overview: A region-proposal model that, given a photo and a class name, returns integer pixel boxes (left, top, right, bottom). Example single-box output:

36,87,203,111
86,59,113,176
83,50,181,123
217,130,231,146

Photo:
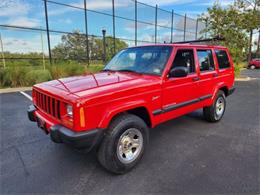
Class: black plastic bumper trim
50,125,105,150
27,104,36,122
227,87,235,96
152,94,212,116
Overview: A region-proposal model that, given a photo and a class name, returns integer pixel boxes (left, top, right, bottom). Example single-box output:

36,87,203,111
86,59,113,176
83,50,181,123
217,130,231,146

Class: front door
161,48,200,121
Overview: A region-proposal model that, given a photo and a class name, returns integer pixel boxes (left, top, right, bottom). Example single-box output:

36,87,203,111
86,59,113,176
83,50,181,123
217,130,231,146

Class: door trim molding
152,94,212,116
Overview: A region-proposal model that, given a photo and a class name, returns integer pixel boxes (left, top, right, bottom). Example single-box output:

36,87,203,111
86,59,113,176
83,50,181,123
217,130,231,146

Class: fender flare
212,82,228,101
98,100,152,129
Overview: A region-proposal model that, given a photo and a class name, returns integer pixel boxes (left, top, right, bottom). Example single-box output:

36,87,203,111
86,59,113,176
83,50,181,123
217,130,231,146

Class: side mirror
169,67,188,78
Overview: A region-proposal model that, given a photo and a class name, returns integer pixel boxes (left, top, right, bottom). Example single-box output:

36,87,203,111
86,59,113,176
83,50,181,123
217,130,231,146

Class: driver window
172,49,195,73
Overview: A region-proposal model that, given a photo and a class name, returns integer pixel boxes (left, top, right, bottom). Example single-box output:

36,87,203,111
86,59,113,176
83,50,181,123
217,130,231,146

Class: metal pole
44,0,52,65
195,19,199,40
135,0,137,46
102,29,106,63
171,10,174,43
257,30,260,54
40,27,45,70
205,19,208,38
112,0,116,54
183,14,187,41
0,33,6,69
155,5,158,44
84,0,89,66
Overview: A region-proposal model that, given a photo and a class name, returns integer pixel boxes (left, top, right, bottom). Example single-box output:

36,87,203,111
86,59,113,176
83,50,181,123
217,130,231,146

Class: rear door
195,48,217,99
214,49,234,87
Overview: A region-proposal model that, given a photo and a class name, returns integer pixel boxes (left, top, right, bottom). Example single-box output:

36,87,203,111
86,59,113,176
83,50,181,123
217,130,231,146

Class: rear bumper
227,87,236,96
27,105,105,150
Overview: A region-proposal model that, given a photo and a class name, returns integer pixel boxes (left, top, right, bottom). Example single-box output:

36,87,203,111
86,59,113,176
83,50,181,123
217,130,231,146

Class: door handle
192,77,200,81
213,73,218,77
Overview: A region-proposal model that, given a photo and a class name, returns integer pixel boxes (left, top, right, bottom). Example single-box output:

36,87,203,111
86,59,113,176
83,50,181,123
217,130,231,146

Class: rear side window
197,49,215,72
215,50,231,69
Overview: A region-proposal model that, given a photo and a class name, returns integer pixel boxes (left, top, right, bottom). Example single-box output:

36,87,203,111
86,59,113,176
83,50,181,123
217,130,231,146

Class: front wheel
203,91,226,122
97,114,149,174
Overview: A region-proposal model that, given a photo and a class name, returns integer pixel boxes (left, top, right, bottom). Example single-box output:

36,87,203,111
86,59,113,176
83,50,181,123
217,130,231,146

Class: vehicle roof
129,43,227,49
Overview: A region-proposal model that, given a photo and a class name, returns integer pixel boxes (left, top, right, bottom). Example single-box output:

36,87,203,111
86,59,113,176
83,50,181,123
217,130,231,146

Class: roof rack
172,35,225,44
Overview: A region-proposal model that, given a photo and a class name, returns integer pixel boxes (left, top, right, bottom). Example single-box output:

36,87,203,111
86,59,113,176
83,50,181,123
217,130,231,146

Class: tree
238,0,260,61
52,31,128,64
200,0,260,64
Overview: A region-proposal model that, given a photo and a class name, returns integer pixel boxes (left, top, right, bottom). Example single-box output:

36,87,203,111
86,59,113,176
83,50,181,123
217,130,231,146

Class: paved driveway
0,70,259,194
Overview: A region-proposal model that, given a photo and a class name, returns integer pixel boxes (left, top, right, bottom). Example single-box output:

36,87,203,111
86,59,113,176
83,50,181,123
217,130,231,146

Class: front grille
34,90,61,119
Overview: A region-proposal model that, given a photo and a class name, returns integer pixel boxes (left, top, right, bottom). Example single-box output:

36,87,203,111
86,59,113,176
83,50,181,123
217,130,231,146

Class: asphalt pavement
0,69,259,194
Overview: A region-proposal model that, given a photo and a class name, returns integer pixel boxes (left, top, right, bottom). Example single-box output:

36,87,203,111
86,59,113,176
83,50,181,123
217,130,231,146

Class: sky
0,0,258,54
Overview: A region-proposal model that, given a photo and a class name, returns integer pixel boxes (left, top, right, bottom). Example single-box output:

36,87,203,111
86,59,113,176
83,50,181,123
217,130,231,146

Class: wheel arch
98,103,153,129
211,83,229,102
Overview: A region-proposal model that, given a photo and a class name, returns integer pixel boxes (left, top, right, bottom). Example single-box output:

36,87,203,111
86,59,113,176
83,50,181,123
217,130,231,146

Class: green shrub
48,61,85,79
0,61,103,88
0,66,30,87
25,69,52,86
87,65,104,73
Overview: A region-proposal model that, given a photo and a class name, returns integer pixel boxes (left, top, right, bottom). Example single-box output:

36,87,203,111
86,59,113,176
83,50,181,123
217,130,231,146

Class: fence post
0,33,6,69
112,0,116,55
135,0,137,46
195,18,199,40
102,29,107,63
155,5,158,44
43,0,52,65
84,0,89,67
171,10,174,43
183,14,187,41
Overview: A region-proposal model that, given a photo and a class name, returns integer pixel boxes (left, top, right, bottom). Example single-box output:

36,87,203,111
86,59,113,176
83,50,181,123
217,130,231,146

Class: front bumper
27,105,105,150
50,125,104,149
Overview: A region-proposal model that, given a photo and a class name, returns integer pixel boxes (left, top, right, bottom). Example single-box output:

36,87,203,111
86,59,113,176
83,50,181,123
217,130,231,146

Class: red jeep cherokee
28,44,235,174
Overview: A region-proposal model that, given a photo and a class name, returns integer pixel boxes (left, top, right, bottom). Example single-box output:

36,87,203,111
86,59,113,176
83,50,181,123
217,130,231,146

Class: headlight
66,104,73,117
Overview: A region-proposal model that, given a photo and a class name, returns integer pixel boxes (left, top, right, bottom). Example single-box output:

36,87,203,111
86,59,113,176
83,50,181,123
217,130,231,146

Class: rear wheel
203,91,226,122
250,64,256,69
97,114,149,174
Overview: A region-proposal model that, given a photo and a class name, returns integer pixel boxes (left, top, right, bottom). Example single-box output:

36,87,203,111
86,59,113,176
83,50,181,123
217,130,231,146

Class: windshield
104,46,173,76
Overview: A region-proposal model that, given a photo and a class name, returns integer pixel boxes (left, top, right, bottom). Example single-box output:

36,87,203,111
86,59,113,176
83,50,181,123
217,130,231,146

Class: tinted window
197,49,215,72
104,46,172,75
215,50,231,69
172,49,195,73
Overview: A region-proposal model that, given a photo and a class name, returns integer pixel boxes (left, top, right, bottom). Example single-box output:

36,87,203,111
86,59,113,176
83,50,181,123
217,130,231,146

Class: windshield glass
104,46,173,75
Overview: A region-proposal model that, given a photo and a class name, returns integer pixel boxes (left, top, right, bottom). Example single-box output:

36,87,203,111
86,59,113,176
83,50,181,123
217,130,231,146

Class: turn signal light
80,107,85,127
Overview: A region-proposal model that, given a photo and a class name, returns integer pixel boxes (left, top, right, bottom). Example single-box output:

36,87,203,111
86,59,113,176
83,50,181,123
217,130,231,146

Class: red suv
248,58,260,69
28,44,235,174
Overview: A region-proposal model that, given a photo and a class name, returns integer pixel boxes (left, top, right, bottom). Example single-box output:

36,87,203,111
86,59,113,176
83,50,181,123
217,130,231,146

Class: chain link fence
0,0,207,67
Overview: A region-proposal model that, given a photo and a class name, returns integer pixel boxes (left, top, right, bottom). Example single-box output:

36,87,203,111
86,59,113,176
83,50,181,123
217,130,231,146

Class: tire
250,65,256,69
97,113,149,174
203,91,226,122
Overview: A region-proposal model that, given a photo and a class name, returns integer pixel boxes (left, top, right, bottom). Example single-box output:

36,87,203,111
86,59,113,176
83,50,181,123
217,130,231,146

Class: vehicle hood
37,71,159,97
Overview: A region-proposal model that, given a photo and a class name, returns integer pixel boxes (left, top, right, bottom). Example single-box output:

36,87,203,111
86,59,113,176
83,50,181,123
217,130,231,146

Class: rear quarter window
215,50,231,69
